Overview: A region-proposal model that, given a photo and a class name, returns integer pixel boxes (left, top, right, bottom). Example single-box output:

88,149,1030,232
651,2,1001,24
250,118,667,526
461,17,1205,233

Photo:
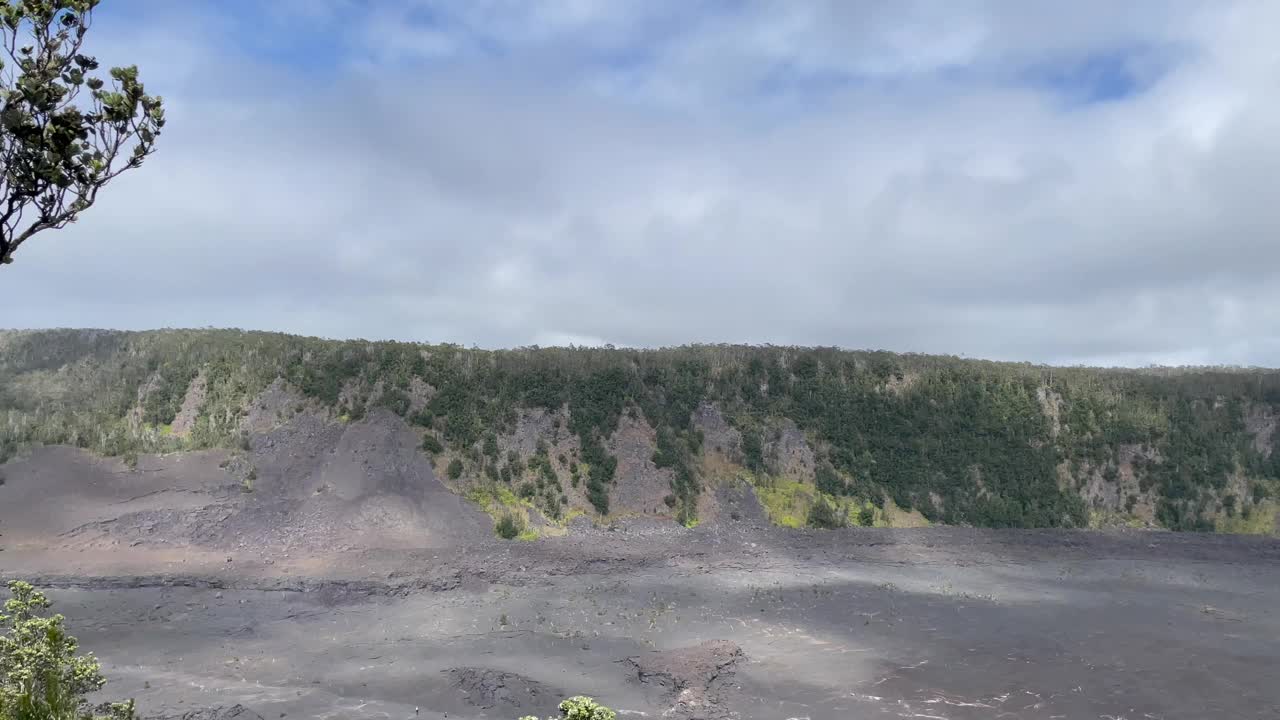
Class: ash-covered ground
1,414,1278,719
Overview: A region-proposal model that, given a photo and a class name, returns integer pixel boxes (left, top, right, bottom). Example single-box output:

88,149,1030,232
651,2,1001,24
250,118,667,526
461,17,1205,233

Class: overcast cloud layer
3,0,1280,366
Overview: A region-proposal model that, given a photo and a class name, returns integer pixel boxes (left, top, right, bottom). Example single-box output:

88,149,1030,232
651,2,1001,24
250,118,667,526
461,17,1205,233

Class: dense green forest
2,328,1278,533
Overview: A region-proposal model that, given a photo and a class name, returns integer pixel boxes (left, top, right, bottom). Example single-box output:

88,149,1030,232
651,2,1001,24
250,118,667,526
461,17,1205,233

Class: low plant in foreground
520,695,615,720
0,581,135,720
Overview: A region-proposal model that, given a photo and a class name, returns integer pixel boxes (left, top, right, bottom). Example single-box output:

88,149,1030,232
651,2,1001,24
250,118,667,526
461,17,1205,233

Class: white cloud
3,1,1280,365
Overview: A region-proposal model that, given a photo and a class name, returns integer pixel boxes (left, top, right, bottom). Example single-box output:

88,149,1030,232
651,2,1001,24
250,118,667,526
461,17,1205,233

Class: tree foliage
0,0,164,269
0,581,134,720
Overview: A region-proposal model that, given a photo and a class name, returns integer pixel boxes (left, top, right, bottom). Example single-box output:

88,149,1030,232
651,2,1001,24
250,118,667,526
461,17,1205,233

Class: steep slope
0,395,490,557
1,328,1278,537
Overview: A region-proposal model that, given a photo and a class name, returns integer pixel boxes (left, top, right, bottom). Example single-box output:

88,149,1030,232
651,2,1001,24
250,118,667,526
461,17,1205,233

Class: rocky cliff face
1,328,1278,538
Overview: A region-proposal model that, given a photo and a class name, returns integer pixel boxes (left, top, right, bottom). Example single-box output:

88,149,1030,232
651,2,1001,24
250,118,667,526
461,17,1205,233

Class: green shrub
447,458,464,480
741,431,765,473
0,581,136,720
807,496,845,529
378,388,411,416
494,512,525,540
422,434,444,455
814,463,845,496
857,505,875,526
520,695,615,720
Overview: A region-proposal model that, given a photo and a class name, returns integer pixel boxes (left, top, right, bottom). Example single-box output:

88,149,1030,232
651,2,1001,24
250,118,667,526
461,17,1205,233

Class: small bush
378,388,411,416
447,458,464,480
741,431,765,472
422,434,444,454
520,695,616,720
815,463,845,496
858,505,875,526
494,512,525,540
807,496,845,529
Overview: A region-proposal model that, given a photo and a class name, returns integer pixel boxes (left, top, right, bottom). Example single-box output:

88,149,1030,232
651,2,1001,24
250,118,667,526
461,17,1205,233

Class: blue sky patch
1019,44,1184,107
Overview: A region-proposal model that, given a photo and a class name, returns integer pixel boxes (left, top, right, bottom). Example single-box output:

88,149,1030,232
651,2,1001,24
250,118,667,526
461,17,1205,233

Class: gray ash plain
4,524,1278,720
1,416,1278,720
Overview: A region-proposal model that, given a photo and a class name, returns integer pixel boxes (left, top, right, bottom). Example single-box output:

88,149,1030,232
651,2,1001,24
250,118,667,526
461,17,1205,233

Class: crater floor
4,523,1279,720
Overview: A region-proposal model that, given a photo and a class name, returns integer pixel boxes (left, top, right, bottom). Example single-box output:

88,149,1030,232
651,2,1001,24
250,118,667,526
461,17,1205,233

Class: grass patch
845,500,878,527
466,484,570,539
466,485,524,512
749,472,863,529
1088,509,1148,529
468,487,530,539
878,496,931,528
1216,501,1279,536
746,471,922,529
749,473,812,528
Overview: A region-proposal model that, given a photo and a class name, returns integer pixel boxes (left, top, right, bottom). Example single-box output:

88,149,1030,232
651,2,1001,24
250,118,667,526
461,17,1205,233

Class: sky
3,0,1280,367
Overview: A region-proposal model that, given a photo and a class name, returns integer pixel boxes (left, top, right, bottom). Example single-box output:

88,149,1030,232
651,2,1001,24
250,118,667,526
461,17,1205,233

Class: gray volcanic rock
626,640,744,719
446,667,561,710
147,706,265,720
